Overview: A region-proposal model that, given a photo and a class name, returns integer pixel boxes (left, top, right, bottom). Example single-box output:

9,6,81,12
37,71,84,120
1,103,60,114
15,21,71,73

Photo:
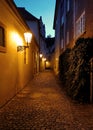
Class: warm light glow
46,61,51,68
24,32,32,44
11,32,23,46
46,61,49,65
43,58,46,61
40,53,43,58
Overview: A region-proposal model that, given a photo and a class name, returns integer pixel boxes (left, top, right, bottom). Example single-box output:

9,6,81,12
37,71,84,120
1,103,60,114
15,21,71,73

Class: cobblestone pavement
0,70,93,130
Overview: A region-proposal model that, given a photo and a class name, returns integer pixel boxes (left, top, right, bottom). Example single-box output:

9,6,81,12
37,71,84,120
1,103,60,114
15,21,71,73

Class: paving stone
0,70,93,129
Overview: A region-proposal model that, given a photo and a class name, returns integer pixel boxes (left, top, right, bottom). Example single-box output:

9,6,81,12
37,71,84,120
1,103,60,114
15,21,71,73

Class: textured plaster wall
0,1,39,107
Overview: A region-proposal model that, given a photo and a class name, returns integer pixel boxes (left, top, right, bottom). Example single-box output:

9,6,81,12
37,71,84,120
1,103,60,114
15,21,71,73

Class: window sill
0,46,6,53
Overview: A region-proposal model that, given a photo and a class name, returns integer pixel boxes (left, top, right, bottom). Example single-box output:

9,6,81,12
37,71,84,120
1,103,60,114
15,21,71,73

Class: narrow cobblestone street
0,70,93,130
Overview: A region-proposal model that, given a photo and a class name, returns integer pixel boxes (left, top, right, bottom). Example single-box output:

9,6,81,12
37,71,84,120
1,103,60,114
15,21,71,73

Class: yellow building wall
0,1,39,107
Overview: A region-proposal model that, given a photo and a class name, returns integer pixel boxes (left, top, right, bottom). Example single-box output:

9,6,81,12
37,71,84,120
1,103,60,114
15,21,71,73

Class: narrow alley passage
0,70,93,130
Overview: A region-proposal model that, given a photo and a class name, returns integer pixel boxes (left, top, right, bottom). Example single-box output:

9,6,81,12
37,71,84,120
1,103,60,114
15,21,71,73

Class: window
61,15,64,25
67,31,69,45
0,26,5,47
75,11,85,38
82,13,85,32
0,25,6,52
61,38,64,49
67,0,70,12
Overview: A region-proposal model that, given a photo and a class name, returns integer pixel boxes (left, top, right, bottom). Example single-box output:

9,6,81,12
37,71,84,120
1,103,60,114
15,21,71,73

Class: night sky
14,0,56,37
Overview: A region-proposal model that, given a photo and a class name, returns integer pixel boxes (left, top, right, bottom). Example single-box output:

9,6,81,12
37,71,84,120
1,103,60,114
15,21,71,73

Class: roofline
6,0,40,49
6,0,30,31
17,7,39,21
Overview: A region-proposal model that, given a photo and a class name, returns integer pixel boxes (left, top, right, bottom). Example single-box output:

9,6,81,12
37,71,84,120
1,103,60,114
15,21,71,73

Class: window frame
0,24,6,53
66,31,69,45
61,38,64,49
61,15,64,25
75,11,85,38
67,0,70,12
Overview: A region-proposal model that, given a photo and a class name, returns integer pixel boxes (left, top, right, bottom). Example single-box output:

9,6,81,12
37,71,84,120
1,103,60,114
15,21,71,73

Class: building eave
17,7,39,21
6,0,30,31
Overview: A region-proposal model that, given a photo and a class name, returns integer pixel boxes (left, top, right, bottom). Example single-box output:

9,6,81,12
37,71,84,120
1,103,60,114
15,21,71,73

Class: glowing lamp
24,32,32,46
40,53,43,58
17,32,32,52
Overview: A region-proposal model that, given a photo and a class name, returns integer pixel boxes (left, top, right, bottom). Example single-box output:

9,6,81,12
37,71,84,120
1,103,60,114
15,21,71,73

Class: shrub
59,48,71,83
59,38,93,102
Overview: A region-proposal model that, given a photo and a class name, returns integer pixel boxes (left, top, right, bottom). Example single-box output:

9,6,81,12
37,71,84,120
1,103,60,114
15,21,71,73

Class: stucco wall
0,1,39,107
54,4,61,74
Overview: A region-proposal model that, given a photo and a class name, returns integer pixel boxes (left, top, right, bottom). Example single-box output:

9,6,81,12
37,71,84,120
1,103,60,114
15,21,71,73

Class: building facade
18,8,47,72
18,7,40,74
0,0,39,107
45,37,55,69
53,0,93,74
39,16,47,71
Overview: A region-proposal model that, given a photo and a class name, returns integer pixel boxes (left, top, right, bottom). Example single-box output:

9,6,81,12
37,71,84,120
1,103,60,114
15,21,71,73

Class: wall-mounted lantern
17,32,32,52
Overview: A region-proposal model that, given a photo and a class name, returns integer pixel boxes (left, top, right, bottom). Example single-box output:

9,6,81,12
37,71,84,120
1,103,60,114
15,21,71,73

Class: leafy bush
59,38,93,102
59,48,71,83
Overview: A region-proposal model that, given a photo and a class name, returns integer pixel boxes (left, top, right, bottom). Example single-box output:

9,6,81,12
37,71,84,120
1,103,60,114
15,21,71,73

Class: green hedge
59,38,93,102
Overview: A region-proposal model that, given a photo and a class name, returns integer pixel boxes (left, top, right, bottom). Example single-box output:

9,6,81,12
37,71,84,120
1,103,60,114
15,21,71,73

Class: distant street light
43,58,46,61
40,53,43,58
